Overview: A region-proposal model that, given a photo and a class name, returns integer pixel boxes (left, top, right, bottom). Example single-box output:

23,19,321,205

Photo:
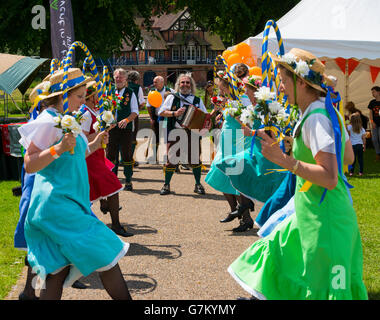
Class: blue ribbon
50,75,86,93
319,84,353,205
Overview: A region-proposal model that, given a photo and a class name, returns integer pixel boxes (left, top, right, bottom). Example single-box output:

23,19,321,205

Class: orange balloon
227,53,243,67
147,91,162,108
236,42,252,58
222,50,233,61
249,66,262,76
242,56,256,67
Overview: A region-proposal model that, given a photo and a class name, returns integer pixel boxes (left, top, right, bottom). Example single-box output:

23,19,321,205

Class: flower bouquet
53,111,84,154
240,86,299,139
102,92,123,114
93,110,116,132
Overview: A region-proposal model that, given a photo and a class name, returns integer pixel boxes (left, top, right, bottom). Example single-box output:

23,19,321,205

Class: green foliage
0,0,174,57
176,0,300,45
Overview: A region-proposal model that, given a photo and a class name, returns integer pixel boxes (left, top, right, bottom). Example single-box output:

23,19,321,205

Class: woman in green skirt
228,48,368,300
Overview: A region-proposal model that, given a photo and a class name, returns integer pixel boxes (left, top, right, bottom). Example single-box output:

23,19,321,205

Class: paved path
6,144,263,300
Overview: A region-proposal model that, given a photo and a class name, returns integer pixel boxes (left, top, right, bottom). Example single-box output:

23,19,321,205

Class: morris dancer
19,68,132,300
228,49,367,300
81,81,133,237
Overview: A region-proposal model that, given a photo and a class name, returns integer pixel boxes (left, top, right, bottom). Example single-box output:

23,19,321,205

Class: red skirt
86,148,123,202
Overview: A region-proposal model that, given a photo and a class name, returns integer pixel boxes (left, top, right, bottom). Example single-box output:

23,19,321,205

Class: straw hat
85,80,98,99
48,67,93,94
272,48,333,93
244,75,262,90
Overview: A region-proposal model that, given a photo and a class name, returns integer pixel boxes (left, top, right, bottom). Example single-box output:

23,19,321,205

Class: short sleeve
129,92,139,115
81,110,92,133
138,87,145,105
18,110,62,151
158,94,174,115
302,113,336,157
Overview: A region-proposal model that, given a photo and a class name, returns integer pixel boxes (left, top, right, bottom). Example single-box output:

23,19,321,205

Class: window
202,47,207,61
172,46,179,61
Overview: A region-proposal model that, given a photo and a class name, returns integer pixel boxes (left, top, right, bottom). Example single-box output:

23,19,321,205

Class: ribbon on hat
29,88,50,120
50,75,86,93
319,83,353,205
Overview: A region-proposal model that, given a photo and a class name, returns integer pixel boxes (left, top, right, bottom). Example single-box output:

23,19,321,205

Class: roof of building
120,8,225,52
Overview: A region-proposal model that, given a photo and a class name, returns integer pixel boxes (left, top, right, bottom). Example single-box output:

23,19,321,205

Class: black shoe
124,182,133,191
134,161,139,168
18,292,39,300
194,183,205,195
100,206,122,215
160,184,171,195
220,211,239,223
72,280,88,289
111,226,134,237
175,165,180,173
232,217,254,233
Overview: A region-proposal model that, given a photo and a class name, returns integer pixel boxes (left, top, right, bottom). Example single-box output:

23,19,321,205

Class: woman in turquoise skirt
228,48,367,299
212,75,285,231
205,70,256,232
19,68,132,300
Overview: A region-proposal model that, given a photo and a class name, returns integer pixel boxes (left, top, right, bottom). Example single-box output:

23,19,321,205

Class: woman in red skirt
82,81,133,237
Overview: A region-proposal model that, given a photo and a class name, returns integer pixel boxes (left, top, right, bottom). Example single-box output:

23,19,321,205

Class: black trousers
106,126,133,181
351,144,364,173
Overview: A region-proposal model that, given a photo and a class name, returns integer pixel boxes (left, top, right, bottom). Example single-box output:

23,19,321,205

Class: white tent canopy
244,0,380,116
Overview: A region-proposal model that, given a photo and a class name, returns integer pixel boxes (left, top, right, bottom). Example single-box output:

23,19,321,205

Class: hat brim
86,91,97,100
272,56,327,94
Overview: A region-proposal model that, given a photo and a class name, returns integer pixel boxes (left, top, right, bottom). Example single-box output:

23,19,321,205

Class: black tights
100,193,122,229
223,193,238,212
39,264,132,300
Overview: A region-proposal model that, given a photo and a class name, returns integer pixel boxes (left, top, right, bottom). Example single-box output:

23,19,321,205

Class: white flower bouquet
242,86,299,137
53,111,85,154
93,110,116,132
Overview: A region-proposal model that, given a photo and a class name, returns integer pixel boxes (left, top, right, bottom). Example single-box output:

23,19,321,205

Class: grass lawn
0,149,379,300
0,181,26,300
347,148,380,300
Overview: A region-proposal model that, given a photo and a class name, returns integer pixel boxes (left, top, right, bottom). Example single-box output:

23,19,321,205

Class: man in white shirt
127,70,145,168
158,73,208,196
107,68,139,191
146,76,174,161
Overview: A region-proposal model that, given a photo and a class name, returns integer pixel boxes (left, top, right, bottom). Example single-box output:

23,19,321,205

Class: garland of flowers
281,53,323,86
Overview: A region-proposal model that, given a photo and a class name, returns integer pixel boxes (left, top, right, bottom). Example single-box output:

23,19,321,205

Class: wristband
291,159,300,174
125,118,130,124
49,146,59,159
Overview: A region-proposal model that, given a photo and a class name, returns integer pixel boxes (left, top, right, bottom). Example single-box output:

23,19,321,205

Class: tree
0,0,173,58
175,0,301,46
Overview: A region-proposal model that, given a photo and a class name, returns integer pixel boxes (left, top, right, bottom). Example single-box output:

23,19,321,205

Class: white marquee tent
244,0,380,116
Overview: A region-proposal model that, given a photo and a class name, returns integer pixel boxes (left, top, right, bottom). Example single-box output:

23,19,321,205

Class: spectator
347,113,366,176
346,101,369,130
368,86,380,161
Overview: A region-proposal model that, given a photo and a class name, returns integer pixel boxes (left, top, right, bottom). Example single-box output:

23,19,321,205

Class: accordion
177,104,212,130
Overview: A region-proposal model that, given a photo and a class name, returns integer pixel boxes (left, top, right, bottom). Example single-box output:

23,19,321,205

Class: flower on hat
294,60,310,78
282,52,297,65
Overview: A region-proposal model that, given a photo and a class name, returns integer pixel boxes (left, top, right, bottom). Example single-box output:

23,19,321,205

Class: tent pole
345,59,348,109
